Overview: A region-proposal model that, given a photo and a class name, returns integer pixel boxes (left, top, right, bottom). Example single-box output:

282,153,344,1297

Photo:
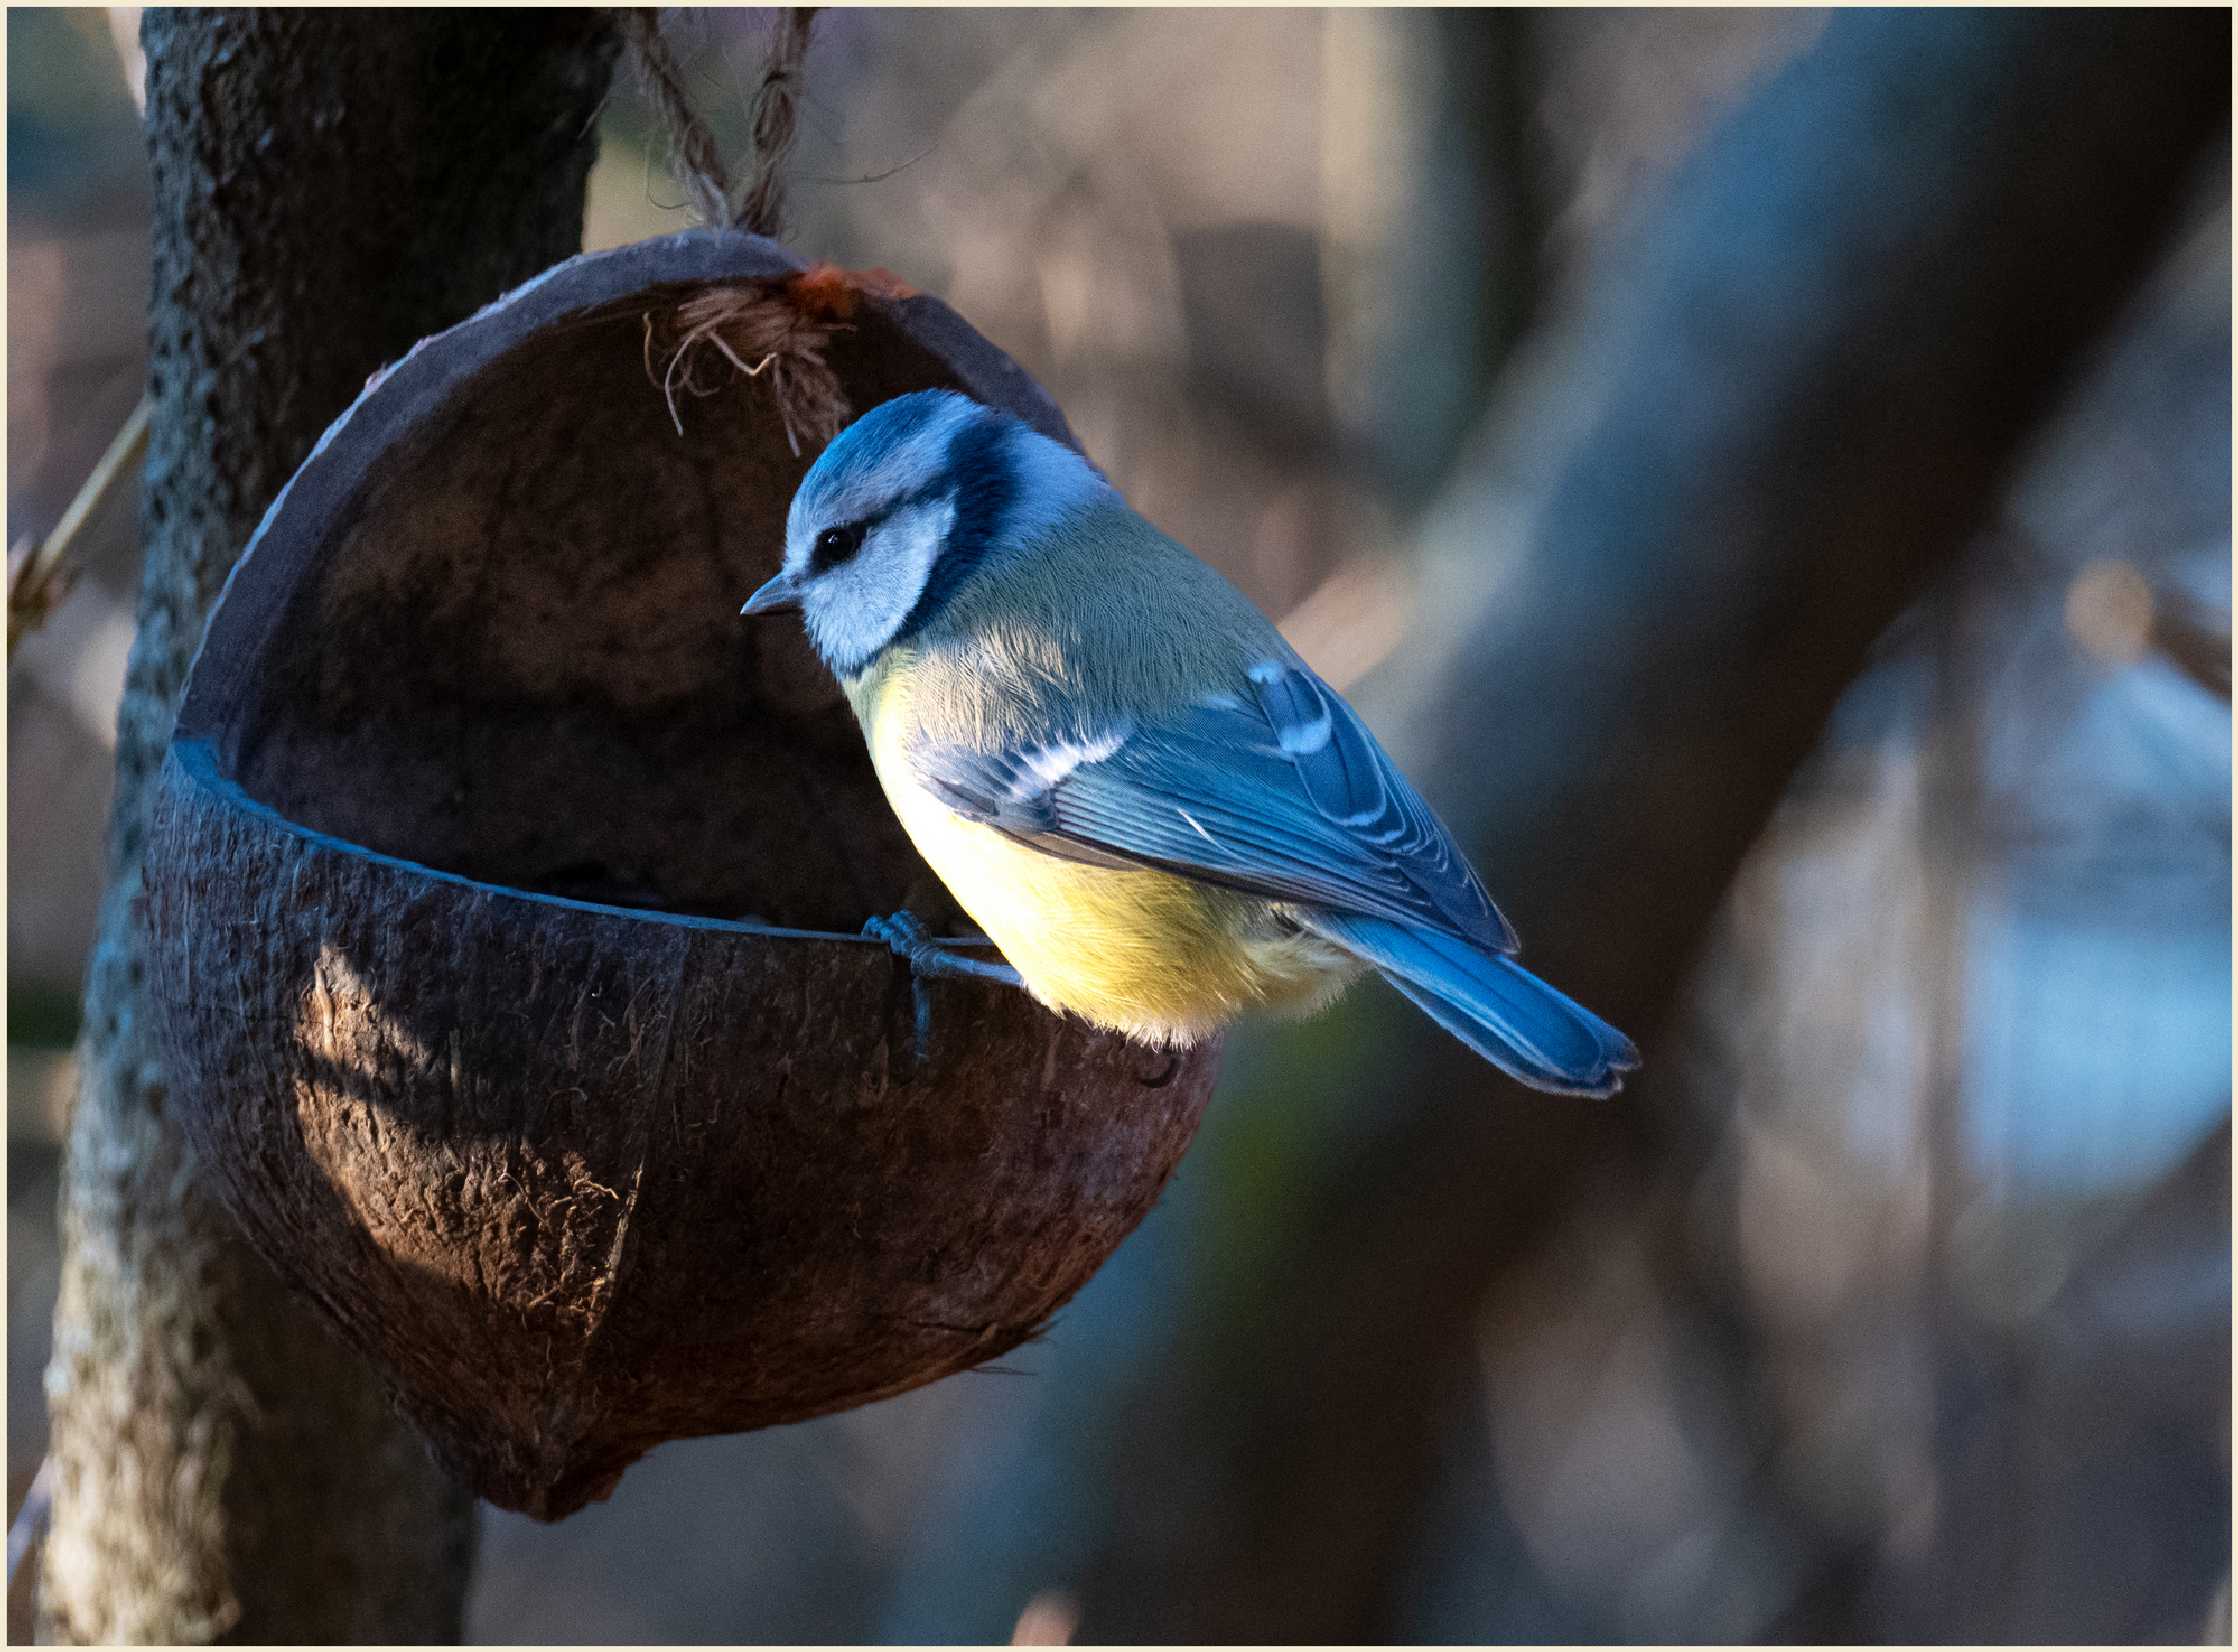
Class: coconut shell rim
174,225,1076,765
164,734,997,951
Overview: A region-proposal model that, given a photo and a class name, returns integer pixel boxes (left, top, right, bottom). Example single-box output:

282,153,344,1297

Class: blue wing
905,658,1518,955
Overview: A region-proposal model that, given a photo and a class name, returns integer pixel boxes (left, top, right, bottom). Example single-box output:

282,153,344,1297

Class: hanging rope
736,8,818,240
624,7,850,454
624,7,819,237
623,9,734,226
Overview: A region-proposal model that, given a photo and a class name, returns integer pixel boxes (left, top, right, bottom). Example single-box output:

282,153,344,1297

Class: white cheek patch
805,495,957,672
787,395,979,566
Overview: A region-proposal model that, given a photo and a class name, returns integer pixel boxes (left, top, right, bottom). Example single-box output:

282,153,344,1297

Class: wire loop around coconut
143,230,1220,1519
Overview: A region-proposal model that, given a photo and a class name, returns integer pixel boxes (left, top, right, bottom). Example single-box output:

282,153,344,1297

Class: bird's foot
863,910,1024,1059
863,910,1023,986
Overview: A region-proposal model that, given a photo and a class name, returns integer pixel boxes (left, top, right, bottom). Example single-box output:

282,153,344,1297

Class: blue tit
742,390,1638,1096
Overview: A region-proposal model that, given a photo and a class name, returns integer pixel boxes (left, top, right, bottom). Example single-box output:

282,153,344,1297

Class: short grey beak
740,572,803,617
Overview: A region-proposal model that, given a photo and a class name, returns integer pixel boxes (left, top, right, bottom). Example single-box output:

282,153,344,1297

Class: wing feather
906,659,1518,954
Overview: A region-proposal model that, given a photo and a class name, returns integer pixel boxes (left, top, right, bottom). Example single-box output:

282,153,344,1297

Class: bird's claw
863,910,1024,1060
862,911,1021,985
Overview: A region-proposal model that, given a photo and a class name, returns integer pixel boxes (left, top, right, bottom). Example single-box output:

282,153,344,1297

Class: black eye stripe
889,413,1012,648
811,520,869,572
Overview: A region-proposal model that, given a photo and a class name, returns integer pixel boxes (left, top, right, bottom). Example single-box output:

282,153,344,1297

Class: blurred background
9,6,2228,1642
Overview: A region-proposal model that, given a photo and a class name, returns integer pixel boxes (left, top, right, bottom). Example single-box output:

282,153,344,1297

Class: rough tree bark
883,9,2230,1640
41,12,617,1641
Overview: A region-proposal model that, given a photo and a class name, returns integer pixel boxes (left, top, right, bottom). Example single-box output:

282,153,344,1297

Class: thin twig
8,396,151,658
6,1456,54,1590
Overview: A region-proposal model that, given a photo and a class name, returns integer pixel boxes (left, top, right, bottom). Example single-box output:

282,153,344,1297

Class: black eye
811,521,868,572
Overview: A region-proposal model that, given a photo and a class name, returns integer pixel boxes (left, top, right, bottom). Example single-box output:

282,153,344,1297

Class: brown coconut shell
138,230,1220,1520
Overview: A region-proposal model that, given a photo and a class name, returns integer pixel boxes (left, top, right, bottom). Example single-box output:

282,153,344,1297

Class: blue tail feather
1305,913,1638,1097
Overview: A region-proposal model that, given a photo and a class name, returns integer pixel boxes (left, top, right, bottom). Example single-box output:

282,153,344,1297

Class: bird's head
743,389,1109,679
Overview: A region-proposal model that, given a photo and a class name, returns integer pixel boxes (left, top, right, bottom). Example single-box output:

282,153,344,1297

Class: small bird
743,390,1638,1095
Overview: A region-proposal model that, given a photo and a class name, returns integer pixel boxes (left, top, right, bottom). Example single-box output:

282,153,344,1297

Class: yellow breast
853,665,1355,1047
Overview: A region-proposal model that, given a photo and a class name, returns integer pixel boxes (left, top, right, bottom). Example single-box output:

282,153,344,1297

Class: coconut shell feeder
138,229,1222,1521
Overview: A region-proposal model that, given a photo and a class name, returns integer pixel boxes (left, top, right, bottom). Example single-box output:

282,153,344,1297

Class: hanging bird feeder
137,228,1221,1520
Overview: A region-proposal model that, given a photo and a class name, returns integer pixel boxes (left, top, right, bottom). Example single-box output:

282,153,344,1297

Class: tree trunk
882,9,2230,1640
40,11,617,1641
1318,9,1540,503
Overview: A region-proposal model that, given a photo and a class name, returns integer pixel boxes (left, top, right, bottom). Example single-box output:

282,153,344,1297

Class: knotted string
623,8,849,455
624,7,819,237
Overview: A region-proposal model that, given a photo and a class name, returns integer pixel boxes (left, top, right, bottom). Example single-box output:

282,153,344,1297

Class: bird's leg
863,910,1023,986
863,910,1025,1058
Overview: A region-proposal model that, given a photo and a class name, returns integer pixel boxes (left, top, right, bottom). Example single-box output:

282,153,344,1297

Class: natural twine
737,8,819,239
624,7,819,238
624,6,852,455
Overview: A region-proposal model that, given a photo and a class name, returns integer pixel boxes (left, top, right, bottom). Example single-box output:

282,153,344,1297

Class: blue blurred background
9,7,2228,1642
